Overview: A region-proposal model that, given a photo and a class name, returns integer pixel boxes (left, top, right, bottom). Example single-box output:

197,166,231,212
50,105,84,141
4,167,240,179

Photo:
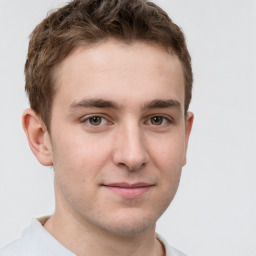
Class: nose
112,123,149,171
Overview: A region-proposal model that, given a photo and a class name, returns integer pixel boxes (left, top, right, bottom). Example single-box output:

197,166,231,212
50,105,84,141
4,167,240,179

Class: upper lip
103,182,153,188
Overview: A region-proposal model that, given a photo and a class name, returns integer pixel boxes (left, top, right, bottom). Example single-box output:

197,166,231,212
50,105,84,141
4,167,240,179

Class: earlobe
182,111,194,166
22,108,53,166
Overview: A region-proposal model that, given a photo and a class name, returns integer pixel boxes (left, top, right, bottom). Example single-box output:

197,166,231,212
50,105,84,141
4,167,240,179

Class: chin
95,210,159,236
103,220,155,236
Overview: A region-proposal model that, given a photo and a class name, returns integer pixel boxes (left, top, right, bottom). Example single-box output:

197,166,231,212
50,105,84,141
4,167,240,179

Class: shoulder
0,219,39,256
0,218,75,256
156,233,189,256
0,236,31,256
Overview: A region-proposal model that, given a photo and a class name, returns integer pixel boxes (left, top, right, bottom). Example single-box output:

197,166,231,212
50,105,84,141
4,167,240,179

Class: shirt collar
20,217,76,256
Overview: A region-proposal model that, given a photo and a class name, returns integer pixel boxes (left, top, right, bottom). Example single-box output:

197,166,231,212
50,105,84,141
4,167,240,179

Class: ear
182,111,194,166
22,108,53,166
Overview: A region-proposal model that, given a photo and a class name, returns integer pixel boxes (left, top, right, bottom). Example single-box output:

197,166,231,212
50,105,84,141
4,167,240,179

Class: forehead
52,39,185,111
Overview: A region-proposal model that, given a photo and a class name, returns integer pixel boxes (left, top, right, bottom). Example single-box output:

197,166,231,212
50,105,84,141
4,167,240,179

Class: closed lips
102,182,153,198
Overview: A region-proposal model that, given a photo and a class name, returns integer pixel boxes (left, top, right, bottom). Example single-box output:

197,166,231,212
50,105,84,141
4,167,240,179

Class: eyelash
80,115,173,127
80,115,110,127
146,115,173,126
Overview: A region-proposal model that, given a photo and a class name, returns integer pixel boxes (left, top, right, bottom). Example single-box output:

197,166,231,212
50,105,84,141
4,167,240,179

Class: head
23,0,194,239
25,0,192,131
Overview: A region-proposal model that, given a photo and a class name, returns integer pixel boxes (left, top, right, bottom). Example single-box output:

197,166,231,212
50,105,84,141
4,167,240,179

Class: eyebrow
141,99,181,111
69,99,121,111
69,98,181,112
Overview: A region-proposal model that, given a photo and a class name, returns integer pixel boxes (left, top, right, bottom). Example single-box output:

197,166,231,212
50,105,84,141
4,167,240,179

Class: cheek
51,131,112,180
51,134,112,207
148,132,186,197
149,133,186,171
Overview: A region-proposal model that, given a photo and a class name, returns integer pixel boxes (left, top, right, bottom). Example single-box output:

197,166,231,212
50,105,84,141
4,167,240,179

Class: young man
1,0,193,255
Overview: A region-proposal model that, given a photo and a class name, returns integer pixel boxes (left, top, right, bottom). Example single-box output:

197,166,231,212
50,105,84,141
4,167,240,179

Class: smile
102,182,153,199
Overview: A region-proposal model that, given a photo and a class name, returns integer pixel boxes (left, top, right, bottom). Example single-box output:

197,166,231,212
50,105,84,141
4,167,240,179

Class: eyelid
79,113,174,126
80,114,112,126
144,114,174,125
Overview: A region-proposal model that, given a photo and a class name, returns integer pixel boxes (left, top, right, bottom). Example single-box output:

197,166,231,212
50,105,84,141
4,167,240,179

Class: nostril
114,152,149,171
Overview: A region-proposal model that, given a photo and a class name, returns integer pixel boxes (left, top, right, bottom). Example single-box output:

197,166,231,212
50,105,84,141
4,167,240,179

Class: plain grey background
0,0,255,255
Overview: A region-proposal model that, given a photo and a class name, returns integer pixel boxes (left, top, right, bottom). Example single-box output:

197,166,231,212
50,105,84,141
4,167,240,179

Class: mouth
102,182,153,198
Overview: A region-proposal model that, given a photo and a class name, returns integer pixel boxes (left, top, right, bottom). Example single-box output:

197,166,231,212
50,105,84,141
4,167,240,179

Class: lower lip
104,186,151,198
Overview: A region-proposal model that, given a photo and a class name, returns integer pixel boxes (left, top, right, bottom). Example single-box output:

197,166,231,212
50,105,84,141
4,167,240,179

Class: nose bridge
113,119,149,171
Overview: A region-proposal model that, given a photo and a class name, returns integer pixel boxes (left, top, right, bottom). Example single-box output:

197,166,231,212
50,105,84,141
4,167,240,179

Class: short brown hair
25,0,193,130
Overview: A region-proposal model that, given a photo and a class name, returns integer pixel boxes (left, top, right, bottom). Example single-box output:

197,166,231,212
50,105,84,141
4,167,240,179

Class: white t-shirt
0,218,188,256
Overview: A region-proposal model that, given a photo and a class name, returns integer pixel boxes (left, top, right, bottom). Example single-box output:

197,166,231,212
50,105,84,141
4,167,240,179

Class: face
48,39,193,236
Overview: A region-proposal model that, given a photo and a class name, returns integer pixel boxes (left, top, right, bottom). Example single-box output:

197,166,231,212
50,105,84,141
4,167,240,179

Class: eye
150,116,164,125
149,116,170,126
89,116,103,126
81,116,108,126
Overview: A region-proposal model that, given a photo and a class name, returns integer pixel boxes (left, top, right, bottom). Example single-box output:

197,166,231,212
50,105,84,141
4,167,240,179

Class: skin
23,39,193,256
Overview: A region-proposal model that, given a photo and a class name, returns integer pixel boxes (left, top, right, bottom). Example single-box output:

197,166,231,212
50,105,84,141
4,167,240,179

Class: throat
41,215,165,256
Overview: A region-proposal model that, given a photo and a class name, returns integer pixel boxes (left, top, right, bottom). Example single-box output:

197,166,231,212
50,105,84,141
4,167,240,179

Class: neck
44,210,164,256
